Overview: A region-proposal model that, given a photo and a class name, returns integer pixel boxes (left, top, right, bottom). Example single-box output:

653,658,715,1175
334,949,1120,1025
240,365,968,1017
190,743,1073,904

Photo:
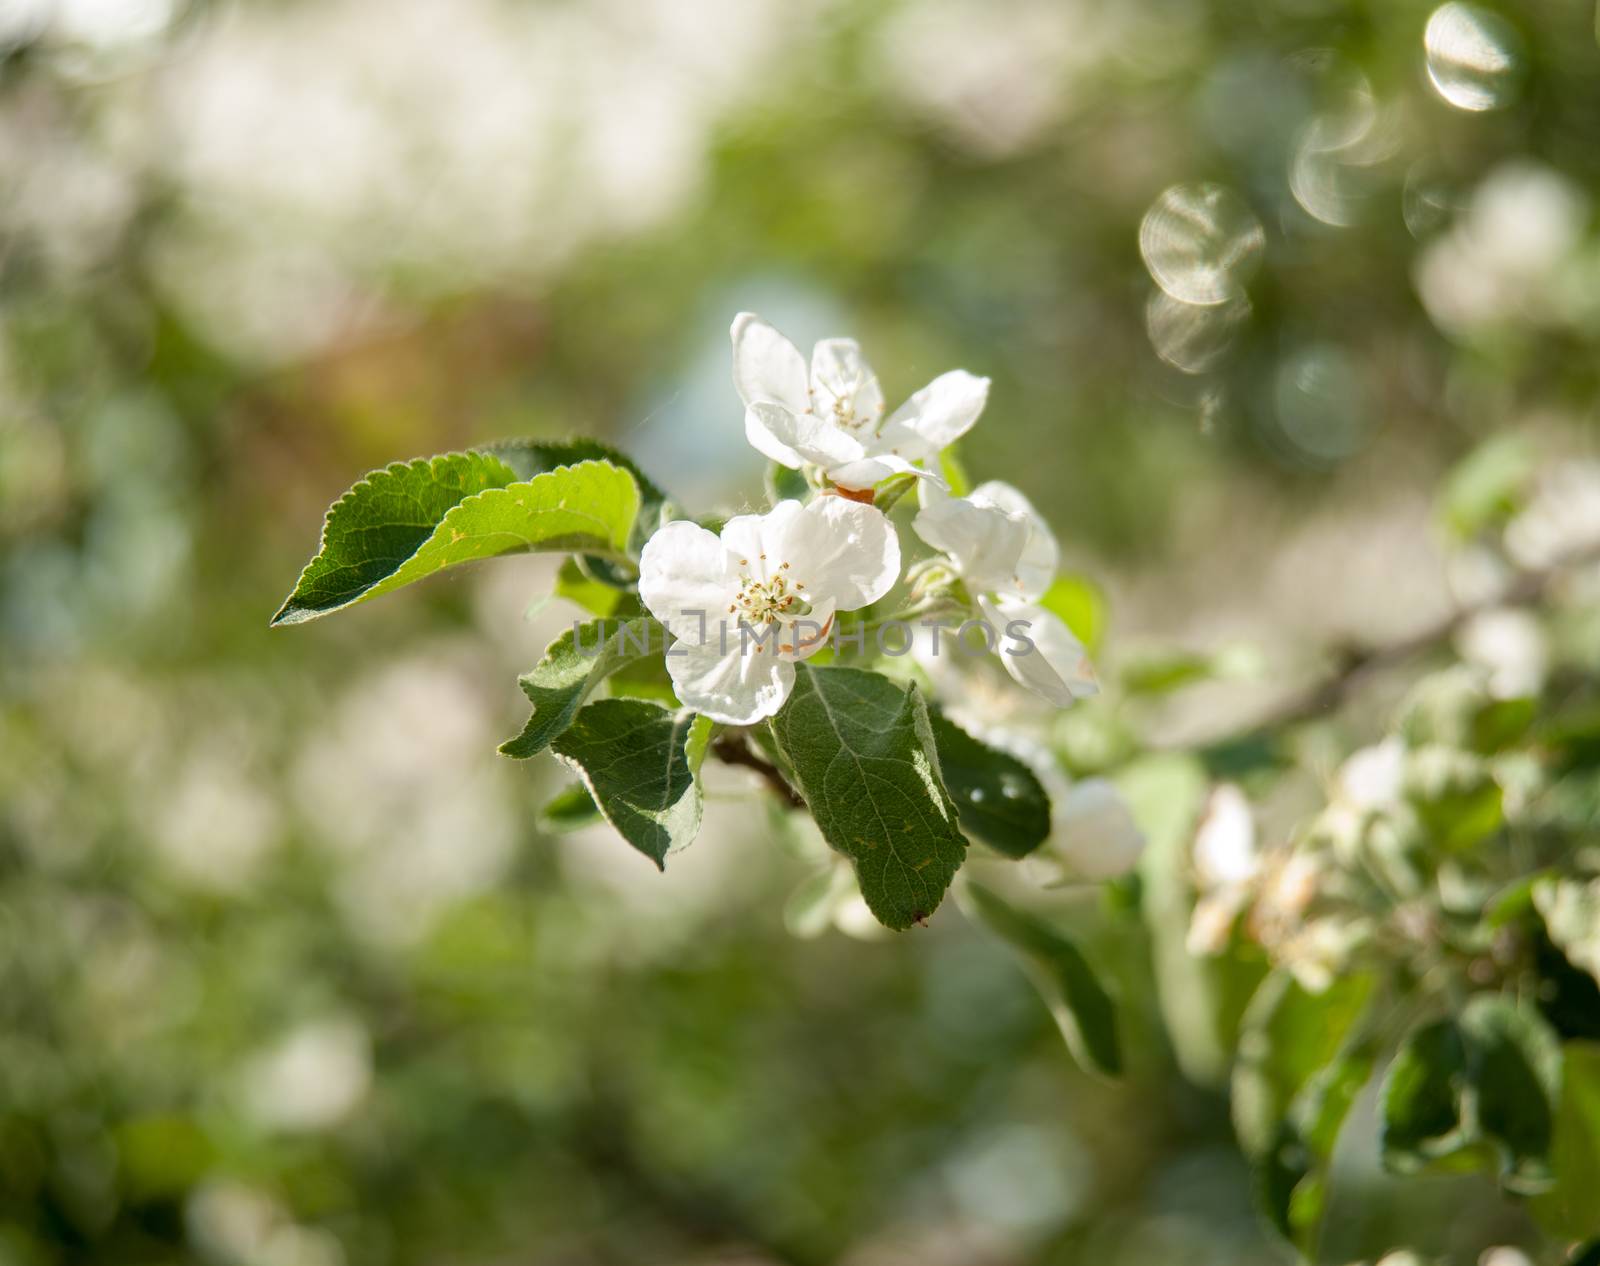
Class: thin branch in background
1199,540,1600,745
711,732,806,810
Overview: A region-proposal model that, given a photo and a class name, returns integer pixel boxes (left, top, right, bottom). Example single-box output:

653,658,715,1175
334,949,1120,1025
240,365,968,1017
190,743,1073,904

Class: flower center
730,561,808,625
813,371,880,431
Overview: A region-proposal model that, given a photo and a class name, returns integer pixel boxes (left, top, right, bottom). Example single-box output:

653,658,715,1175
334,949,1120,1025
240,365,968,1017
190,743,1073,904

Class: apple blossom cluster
271,312,1127,944
634,313,1099,724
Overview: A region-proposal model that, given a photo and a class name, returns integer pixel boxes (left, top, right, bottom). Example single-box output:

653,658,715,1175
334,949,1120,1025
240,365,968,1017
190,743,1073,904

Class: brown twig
711,732,806,810
1196,539,1600,745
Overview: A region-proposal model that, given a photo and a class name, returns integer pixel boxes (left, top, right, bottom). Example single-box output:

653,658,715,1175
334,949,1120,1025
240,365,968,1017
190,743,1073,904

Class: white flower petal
970,481,1058,601
745,402,866,471
915,497,1031,593
981,596,1099,706
878,369,990,460
827,454,943,491
764,496,901,610
1193,783,1258,887
810,338,885,428
731,312,811,416
666,639,795,725
638,521,737,643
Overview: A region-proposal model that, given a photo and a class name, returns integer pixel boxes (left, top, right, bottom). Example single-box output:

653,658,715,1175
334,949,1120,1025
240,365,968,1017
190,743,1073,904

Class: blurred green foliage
7,0,1600,1263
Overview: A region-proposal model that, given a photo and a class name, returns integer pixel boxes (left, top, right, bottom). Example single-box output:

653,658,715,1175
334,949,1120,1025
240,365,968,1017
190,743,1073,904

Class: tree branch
711,733,805,810
1197,540,1600,746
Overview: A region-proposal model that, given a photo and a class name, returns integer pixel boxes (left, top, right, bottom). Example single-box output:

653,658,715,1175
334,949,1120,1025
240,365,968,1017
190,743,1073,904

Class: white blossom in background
732,312,991,490
1415,161,1587,337
1456,606,1547,699
1504,459,1600,570
241,1016,372,1133
140,0,794,363
913,480,1098,706
638,497,900,723
290,648,518,946
187,1182,346,1266
152,750,281,892
1186,783,1259,955
1048,777,1146,880
874,0,1108,158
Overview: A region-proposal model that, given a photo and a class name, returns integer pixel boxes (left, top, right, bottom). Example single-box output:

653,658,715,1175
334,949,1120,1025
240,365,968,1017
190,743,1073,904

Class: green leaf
939,444,973,498
765,461,811,507
1465,995,1561,1194
1532,1043,1600,1240
1406,747,1504,852
272,456,639,625
1039,574,1107,656
541,782,602,831
1127,752,1265,1085
1233,969,1376,1158
1569,1242,1600,1266
1437,432,1533,542
1120,643,1262,696
1382,1018,1472,1171
1381,998,1562,1194
550,701,710,869
960,881,1121,1077
485,437,669,518
769,665,967,930
928,711,1050,858
1233,969,1376,1251
499,617,663,758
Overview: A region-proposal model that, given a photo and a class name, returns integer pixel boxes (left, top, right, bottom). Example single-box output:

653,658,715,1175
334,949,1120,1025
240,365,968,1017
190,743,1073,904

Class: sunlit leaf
272,456,639,625
1039,574,1107,655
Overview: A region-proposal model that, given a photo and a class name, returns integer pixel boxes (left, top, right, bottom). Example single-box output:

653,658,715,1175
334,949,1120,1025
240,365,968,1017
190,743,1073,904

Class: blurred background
4,0,1600,1262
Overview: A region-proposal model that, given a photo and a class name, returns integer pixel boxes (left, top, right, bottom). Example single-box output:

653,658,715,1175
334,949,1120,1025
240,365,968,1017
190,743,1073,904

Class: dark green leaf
928,710,1050,858
1464,995,1561,1194
768,665,967,930
1382,1018,1471,1172
1381,998,1562,1194
272,456,639,625
551,700,710,869
500,617,662,758
960,881,1121,1077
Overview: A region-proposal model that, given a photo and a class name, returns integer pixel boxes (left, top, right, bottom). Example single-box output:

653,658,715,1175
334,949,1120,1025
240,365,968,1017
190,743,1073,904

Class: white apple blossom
732,312,991,490
638,497,900,724
913,480,1098,706
1049,777,1146,880
1186,783,1259,955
